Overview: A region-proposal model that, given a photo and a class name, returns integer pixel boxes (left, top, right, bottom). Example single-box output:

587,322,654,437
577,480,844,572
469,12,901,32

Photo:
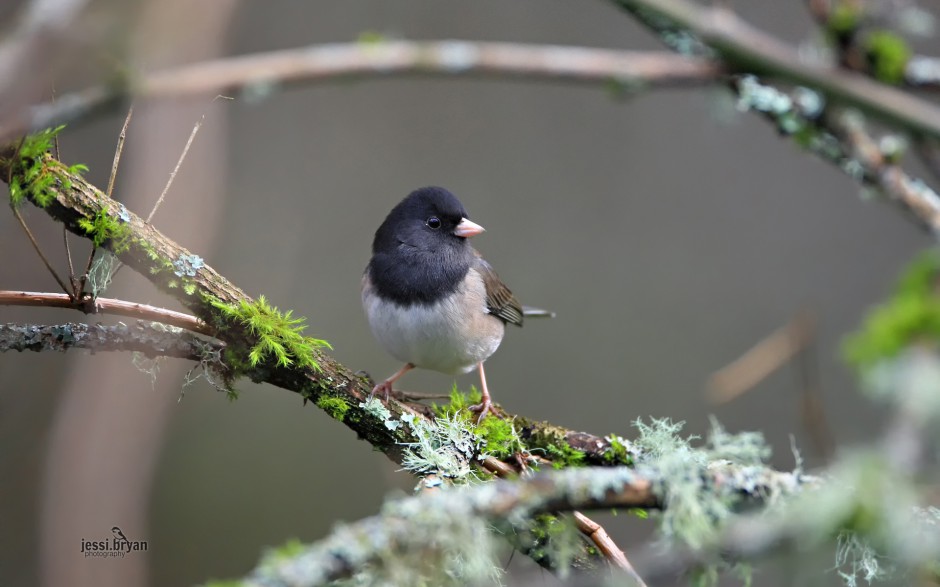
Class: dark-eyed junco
362,186,544,421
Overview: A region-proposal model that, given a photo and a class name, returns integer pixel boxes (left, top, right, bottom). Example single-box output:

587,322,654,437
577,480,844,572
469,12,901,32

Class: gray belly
362,271,505,375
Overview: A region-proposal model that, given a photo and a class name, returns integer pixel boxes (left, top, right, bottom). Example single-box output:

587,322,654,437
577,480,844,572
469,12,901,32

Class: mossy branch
0,321,223,360
0,136,811,579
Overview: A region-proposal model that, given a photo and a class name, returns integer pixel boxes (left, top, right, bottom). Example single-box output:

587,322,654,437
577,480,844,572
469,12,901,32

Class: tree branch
0,290,212,335
0,42,723,142
243,465,808,587
0,321,222,361
611,0,940,141
0,143,813,577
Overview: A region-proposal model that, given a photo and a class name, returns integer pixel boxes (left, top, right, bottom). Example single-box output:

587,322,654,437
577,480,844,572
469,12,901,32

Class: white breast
362,270,505,375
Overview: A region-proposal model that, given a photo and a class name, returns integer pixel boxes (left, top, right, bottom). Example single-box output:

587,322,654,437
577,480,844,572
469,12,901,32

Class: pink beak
453,218,485,238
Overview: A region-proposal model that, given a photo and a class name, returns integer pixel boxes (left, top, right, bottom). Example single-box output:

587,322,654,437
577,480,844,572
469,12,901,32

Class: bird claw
369,380,395,402
468,399,499,424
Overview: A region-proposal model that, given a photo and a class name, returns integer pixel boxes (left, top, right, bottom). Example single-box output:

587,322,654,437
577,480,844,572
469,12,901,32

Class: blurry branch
572,511,648,586
828,112,940,231
0,42,723,141
638,381,940,584
244,465,807,587
708,312,814,403
0,290,212,335
708,310,833,460
611,0,940,141
728,74,940,235
0,0,92,124
0,321,222,361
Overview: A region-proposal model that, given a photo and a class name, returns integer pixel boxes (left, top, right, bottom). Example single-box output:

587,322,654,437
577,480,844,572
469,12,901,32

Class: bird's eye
426,216,442,229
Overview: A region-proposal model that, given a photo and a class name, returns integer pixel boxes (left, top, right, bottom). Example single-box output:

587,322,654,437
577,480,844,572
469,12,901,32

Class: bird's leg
369,363,415,401
469,362,498,423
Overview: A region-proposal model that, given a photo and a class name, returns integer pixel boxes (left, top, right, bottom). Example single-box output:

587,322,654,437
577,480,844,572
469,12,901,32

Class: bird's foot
369,380,397,402
468,399,501,424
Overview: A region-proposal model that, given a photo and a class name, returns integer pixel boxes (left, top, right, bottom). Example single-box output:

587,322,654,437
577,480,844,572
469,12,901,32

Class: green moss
77,208,131,252
602,434,633,465
827,3,862,37
316,396,350,422
844,250,940,369
429,387,525,459
865,31,911,85
476,416,523,459
433,386,482,420
7,126,88,209
521,514,585,572
262,538,305,564
544,441,587,469
210,294,331,372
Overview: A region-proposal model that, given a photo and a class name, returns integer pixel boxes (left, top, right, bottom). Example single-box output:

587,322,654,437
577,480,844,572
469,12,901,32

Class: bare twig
794,313,834,460
0,290,213,336
62,226,76,296
146,111,202,223
708,312,813,403
106,106,133,199
7,136,71,296
573,511,648,585
0,43,724,142
11,206,72,296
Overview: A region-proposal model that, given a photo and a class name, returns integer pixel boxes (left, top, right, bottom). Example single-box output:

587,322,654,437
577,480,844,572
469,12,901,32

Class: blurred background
0,0,933,585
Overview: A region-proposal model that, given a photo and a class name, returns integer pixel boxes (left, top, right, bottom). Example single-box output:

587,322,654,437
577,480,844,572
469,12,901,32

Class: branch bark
0,42,723,142
0,290,211,335
0,321,222,360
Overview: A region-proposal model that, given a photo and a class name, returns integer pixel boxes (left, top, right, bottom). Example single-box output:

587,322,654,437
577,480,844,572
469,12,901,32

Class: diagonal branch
0,142,811,577
611,0,940,141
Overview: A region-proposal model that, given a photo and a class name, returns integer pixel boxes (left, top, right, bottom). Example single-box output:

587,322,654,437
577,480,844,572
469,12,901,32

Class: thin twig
793,312,834,461
63,226,77,298
707,313,812,403
0,138,66,295
146,113,204,223
77,244,96,297
95,106,135,284
11,206,72,296
572,511,648,585
107,106,133,199
0,290,213,336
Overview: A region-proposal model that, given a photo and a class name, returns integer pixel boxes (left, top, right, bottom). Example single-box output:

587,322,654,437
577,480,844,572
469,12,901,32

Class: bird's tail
522,305,556,318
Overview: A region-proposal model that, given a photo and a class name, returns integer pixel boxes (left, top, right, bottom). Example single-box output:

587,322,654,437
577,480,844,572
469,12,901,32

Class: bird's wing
474,254,524,327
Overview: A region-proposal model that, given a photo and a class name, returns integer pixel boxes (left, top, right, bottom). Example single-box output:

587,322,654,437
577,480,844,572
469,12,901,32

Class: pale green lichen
631,417,775,552
399,412,483,479
359,396,400,430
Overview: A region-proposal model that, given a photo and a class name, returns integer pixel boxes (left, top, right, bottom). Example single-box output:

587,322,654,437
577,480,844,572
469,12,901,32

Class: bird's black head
369,187,483,305
371,186,477,255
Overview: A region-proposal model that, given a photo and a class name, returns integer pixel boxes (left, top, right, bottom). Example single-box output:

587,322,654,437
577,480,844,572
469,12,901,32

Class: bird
111,526,129,546
362,186,543,421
